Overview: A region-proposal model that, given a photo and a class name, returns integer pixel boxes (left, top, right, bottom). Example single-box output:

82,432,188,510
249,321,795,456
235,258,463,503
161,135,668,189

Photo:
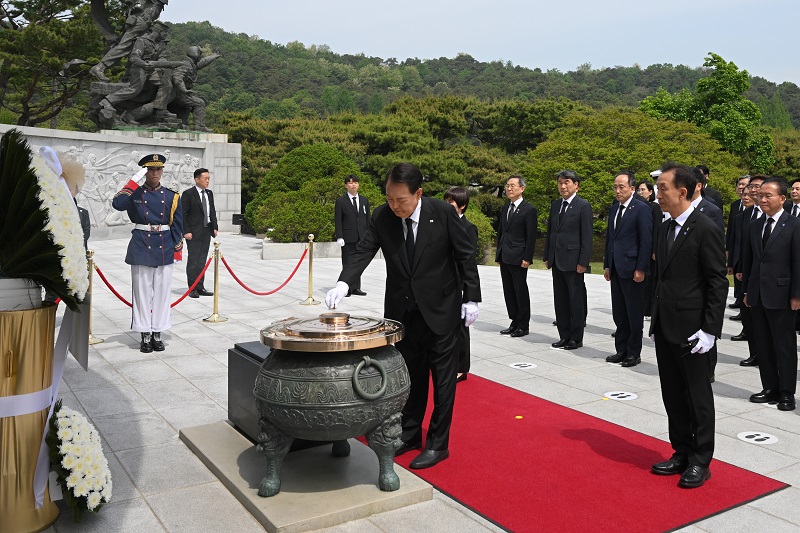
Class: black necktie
666,220,678,255
352,196,357,211
793,205,798,218
762,217,773,249
559,200,568,222
615,203,624,229
201,190,209,227
751,207,759,222
508,203,515,220
405,218,415,266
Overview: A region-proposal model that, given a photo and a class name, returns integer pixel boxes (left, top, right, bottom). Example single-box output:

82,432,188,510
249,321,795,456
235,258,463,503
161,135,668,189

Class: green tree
758,94,794,129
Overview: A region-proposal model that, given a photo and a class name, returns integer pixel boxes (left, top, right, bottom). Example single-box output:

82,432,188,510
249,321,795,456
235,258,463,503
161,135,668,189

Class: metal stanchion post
204,241,228,322
300,233,321,305
87,250,104,345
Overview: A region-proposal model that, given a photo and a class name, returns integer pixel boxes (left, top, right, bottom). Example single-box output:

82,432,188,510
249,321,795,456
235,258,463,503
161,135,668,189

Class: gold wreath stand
0,305,60,532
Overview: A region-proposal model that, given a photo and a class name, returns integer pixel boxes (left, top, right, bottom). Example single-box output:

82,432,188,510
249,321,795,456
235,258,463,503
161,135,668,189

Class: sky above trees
164,0,800,85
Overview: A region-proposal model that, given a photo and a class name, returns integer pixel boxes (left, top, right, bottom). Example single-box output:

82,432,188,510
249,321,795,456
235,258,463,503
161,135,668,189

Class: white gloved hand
461,301,479,327
650,334,655,343
133,167,147,185
337,238,345,247
688,330,715,354
325,281,349,309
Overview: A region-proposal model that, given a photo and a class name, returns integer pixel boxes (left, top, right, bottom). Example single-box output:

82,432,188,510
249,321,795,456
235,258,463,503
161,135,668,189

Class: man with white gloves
333,174,370,296
648,163,727,489
326,162,481,470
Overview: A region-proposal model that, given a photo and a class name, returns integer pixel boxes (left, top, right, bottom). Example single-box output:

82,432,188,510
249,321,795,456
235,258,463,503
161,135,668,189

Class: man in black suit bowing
742,177,800,411
496,175,538,337
181,168,217,298
604,171,652,367
544,170,593,350
649,163,727,489
334,174,370,296
326,163,481,469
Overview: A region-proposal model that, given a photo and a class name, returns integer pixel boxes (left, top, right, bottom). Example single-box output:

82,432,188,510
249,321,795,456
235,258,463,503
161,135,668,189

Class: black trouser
341,242,361,292
396,308,459,451
457,321,470,374
553,267,586,342
610,268,644,358
654,321,715,468
500,261,530,330
186,226,211,290
751,304,798,394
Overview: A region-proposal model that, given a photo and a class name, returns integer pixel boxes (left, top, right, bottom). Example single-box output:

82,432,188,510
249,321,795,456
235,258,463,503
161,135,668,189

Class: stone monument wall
0,125,241,240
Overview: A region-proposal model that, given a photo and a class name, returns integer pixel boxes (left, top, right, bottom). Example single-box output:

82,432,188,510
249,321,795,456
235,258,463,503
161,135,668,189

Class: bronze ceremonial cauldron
254,312,409,497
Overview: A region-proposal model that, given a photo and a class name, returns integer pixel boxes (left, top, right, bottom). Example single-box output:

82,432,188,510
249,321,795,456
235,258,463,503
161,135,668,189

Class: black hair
556,169,580,183
616,170,636,187
443,186,469,210
344,174,359,184
385,162,423,193
193,168,209,179
761,176,788,197
660,162,699,200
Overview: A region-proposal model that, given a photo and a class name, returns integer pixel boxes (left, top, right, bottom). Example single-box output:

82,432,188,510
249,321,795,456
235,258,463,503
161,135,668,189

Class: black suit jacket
181,187,218,236
604,199,652,278
543,196,593,271
694,197,724,236
742,211,800,310
339,197,481,336
649,209,728,343
334,193,370,243
726,199,743,252
703,187,724,210
495,199,537,265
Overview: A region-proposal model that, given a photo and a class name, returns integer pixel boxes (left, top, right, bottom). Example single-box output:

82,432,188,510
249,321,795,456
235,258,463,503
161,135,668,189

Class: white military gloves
688,330,715,354
325,281,349,308
461,301,479,327
337,238,345,247
133,167,147,185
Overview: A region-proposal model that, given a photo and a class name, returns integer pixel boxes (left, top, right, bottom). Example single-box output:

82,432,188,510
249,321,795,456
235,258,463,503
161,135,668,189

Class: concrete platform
179,421,432,533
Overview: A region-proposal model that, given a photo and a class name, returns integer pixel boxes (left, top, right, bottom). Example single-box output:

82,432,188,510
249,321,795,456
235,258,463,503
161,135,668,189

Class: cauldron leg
331,440,351,457
366,412,403,492
256,418,294,497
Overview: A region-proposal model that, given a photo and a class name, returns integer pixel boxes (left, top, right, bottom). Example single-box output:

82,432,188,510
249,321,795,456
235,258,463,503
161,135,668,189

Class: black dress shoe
409,449,450,469
189,290,200,298
150,331,165,352
731,332,748,341
605,353,626,363
728,302,741,309
679,465,711,488
197,288,214,296
456,373,468,383
620,355,641,367
651,455,688,475
551,339,568,348
350,289,367,296
140,332,153,353
552,320,558,326
749,389,780,403
729,312,742,321
395,440,422,457
611,332,616,338
510,329,529,338
739,355,759,367
500,325,517,335
778,392,796,411
563,340,582,350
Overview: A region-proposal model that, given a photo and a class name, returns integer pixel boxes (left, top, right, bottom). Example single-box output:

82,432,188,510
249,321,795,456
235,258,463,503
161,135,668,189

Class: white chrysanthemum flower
87,491,102,510
57,427,74,442
101,485,112,501
56,418,71,430
74,480,90,498
65,472,81,489
62,453,77,470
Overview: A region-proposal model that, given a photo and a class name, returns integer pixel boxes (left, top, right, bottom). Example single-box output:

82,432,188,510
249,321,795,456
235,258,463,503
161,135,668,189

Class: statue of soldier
169,46,220,132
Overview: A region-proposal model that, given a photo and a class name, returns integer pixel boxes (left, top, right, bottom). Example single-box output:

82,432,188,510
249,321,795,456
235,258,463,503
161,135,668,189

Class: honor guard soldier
112,153,183,353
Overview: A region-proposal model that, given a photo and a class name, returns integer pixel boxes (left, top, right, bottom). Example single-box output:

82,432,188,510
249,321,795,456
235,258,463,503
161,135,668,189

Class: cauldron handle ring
353,356,388,400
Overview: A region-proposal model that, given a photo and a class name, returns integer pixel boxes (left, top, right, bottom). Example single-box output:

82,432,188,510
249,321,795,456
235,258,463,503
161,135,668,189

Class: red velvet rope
220,248,307,296
170,257,213,307
93,265,132,307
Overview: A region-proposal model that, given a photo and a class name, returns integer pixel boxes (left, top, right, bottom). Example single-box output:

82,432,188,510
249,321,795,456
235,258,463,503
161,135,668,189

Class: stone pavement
43,232,800,533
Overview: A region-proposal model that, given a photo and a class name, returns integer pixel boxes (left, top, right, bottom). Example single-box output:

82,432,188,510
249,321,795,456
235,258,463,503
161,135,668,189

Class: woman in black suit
444,187,479,382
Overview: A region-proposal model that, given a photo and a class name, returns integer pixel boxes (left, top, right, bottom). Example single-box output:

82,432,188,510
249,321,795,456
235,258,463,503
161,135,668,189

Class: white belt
134,224,170,232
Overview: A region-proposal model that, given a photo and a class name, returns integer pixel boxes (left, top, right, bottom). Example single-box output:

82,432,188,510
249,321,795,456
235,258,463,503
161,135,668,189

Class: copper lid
260,313,404,352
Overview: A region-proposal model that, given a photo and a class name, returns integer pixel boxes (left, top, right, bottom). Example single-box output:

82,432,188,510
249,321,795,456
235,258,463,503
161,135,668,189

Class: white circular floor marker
509,362,537,369
737,431,778,445
604,391,638,401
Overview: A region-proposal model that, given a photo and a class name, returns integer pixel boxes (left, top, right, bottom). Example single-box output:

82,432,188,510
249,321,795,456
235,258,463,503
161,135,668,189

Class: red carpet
392,375,788,532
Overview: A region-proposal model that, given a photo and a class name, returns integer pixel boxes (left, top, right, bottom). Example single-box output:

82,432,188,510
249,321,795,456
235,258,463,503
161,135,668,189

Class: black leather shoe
620,355,641,367
651,455,688,475
510,329,529,338
728,302,741,309
679,465,711,488
197,288,214,296
140,333,153,353
605,353,626,363
500,325,517,335
351,289,367,296
395,440,422,457
749,389,780,403
729,312,742,321
409,449,450,469
552,320,557,326
731,332,748,341
564,340,582,350
778,392,796,411
456,373,468,383
189,290,200,298
739,355,759,367
150,331,165,352
611,332,616,337
551,339,568,348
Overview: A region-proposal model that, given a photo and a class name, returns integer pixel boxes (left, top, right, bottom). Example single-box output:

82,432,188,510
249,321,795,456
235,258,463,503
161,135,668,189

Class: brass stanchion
204,241,228,322
87,249,104,345
300,233,320,305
